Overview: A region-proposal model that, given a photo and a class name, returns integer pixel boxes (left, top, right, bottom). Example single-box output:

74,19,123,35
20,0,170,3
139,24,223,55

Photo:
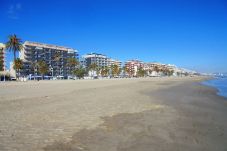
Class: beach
0,77,226,151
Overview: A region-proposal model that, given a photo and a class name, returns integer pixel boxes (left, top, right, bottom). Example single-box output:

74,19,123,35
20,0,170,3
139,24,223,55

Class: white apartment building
82,53,108,68
82,53,122,68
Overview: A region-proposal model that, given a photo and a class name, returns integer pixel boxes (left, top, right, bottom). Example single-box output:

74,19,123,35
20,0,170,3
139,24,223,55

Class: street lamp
3,65,7,82
49,65,53,80
60,67,63,79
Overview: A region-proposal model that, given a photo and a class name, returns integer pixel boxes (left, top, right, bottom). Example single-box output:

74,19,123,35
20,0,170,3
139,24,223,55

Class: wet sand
0,77,226,151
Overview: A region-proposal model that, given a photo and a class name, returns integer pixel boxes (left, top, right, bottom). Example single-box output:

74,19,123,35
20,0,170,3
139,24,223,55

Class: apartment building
125,59,144,76
0,43,6,71
19,41,78,78
107,58,122,68
81,53,108,68
82,53,122,68
144,62,182,76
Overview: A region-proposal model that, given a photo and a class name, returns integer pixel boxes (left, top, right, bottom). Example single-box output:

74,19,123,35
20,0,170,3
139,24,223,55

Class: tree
5,34,23,79
111,64,120,77
73,67,87,79
37,61,48,80
89,63,98,77
184,72,189,76
5,34,23,61
123,66,131,77
148,69,152,75
0,61,3,71
100,66,109,77
89,63,98,71
137,67,146,77
30,62,38,80
153,66,160,73
0,48,4,71
118,68,122,76
168,70,174,76
162,67,168,76
53,51,61,76
13,58,23,79
67,58,78,75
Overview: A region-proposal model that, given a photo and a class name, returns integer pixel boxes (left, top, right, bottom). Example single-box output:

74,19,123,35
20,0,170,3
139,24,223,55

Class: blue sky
0,0,227,73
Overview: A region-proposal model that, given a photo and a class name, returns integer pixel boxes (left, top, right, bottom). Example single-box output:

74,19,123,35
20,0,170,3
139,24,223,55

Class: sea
202,77,227,98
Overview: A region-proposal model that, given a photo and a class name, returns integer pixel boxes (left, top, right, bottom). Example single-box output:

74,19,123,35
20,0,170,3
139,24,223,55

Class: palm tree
67,58,78,75
137,67,146,77
162,67,168,76
0,48,4,71
105,66,110,76
153,66,160,73
5,34,23,79
100,66,109,77
73,67,87,79
37,61,48,80
89,63,98,77
123,66,132,77
148,69,152,76
30,61,38,80
111,64,119,77
5,34,23,61
13,58,23,79
53,51,61,76
169,70,174,76
89,63,98,70
100,67,105,77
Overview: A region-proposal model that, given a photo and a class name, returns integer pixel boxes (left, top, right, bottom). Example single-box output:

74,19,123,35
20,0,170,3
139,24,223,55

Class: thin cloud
7,3,22,19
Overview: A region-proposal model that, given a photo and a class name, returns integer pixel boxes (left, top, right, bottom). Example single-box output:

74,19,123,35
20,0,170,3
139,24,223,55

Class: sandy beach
0,77,226,151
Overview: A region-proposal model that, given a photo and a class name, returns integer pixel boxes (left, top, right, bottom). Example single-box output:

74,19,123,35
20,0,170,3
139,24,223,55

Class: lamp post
60,67,63,79
3,65,7,82
49,65,53,80
35,67,38,80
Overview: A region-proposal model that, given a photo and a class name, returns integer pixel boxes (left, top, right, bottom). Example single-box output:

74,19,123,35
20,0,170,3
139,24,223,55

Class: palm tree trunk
34,69,36,80
13,51,16,61
14,51,18,80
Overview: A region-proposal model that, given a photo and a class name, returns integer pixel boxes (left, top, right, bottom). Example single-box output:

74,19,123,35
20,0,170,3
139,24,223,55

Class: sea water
203,77,227,98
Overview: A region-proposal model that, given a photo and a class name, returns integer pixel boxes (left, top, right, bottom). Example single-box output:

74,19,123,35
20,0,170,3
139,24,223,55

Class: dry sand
0,77,226,151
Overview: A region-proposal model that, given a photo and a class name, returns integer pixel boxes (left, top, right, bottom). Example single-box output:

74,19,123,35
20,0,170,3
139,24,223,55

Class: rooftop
83,53,107,58
24,41,77,52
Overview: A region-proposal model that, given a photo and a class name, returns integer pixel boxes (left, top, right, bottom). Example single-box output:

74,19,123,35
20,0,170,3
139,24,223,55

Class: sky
0,0,227,73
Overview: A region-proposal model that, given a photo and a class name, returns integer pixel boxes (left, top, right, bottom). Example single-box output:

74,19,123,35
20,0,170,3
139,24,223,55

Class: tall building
107,58,122,68
125,59,144,76
82,53,108,68
81,53,122,68
0,43,6,71
19,41,78,78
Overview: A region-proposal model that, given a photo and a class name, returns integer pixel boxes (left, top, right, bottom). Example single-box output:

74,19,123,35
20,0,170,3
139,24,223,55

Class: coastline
0,77,226,151
201,77,227,99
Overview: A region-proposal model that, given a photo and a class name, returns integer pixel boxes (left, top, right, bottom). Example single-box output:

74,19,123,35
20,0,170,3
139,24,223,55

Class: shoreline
0,76,226,151
200,77,227,99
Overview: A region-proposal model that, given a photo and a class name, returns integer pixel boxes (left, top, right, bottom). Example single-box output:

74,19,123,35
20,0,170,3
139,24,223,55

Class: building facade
144,62,187,77
81,53,108,68
125,59,144,76
19,41,78,78
107,58,122,68
0,43,6,71
82,53,122,69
